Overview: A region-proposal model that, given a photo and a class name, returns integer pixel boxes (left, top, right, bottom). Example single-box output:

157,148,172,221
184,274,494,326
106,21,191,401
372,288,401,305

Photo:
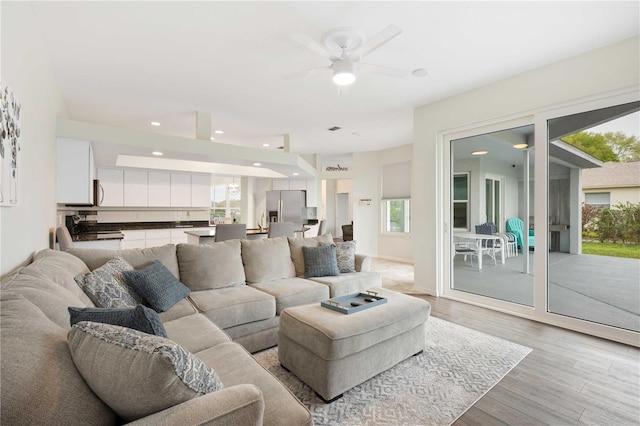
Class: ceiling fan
283,24,427,86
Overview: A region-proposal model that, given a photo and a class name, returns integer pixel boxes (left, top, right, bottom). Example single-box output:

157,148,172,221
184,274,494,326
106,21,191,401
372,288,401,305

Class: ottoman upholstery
278,288,431,402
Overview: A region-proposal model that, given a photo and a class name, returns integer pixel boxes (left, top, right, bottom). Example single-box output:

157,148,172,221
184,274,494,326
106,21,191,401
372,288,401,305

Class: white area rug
253,316,532,426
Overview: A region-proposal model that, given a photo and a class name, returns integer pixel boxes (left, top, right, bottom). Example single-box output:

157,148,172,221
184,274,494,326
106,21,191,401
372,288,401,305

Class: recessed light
210,136,215,141
292,172,299,176
513,143,528,149
253,163,262,167
214,130,224,134
150,121,161,126
152,151,163,156
262,143,270,147
471,150,488,156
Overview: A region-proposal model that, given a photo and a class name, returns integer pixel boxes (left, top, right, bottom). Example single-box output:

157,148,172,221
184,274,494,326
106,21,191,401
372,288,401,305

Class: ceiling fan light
332,58,357,86
333,71,356,86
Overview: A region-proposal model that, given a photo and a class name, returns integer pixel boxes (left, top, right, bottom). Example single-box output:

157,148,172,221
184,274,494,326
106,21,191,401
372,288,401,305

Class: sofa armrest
126,384,264,426
355,254,371,272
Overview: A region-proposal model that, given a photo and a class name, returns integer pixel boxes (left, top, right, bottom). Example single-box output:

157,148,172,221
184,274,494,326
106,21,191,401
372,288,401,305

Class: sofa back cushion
1,271,91,329
288,233,334,277
0,293,117,425
68,244,180,278
177,241,246,290
241,237,295,283
17,249,94,306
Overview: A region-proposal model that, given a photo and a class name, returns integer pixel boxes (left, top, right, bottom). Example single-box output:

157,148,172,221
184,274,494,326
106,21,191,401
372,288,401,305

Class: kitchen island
184,228,268,244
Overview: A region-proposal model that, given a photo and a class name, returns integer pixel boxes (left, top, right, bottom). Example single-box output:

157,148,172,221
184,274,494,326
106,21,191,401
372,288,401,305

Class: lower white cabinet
121,228,191,249
72,239,121,250
170,229,189,245
145,229,171,247
120,230,146,249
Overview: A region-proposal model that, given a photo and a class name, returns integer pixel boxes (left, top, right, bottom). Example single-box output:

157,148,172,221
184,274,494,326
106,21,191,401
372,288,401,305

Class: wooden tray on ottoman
321,290,386,314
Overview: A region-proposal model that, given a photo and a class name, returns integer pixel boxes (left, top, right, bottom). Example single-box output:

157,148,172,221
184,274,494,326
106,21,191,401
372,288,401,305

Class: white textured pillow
68,321,223,422
74,257,142,308
335,241,357,273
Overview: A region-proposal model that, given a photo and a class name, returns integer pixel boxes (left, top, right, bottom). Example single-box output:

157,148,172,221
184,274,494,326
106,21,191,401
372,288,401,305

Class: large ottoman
278,288,431,402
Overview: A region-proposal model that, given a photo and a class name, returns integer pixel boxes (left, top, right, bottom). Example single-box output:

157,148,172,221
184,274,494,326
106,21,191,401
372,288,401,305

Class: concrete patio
453,251,640,332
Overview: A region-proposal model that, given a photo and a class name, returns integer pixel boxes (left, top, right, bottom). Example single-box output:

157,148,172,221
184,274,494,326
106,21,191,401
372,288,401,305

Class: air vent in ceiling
328,126,341,131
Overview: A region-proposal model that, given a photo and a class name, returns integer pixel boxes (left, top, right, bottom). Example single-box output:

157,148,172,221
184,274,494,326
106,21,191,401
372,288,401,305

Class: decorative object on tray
321,290,387,314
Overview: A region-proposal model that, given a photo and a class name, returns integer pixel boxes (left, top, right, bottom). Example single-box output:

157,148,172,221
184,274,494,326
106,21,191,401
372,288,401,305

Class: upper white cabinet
97,168,124,207
56,138,95,204
170,173,191,207
148,172,171,207
289,180,307,191
124,170,148,207
191,174,211,208
271,178,318,207
272,180,290,191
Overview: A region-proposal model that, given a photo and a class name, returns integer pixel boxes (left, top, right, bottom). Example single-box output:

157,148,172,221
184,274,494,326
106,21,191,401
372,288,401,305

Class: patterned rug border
254,316,532,426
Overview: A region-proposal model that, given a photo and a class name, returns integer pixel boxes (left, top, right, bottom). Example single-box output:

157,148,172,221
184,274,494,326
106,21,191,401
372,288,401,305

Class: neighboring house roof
583,161,640,189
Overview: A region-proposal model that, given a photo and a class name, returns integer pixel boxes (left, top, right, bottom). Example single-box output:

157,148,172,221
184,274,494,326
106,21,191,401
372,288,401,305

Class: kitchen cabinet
124,170,148,206
148,172,171,207
170,229,189,244
289,180,306,191
56,138,95,204
170,173,191,207
120,230,146,249
97,169,124,206
271,178,317,207
191,174,211,208
145,229,171,247
73,239,121,250
272,180,290,191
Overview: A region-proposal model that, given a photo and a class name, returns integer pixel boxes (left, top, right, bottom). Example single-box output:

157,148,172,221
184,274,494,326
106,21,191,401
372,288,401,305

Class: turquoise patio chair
506,217,534,251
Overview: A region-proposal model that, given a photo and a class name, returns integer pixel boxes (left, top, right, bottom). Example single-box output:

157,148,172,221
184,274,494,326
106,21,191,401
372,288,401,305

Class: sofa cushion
68,244,180,279
0,293,118,424
302,245,340,278
68,321,224,422
288,233,334,277
69,305,167,337
308,271,383,298
1,272,91,328
249,277,330,315
189,286,276,329
163,313,232,353
123,260,191,312
335,240,357,273
157,297,199,323
241,237,295,283
17,249,94,306
177,241,245,290
195,341,312,426
75,256,142,308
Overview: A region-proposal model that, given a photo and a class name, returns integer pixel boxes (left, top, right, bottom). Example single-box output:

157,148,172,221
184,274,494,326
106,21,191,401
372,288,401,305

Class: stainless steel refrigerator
266,190,307,229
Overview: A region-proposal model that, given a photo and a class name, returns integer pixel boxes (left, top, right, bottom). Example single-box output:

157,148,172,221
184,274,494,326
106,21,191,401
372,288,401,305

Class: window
585,192,610,209
381,161,411,234
453,173,469,230
210,183,242,222
383,199,410,233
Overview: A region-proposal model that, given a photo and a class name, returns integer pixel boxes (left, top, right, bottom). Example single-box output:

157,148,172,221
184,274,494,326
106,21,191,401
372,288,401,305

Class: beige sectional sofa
1,234,381,425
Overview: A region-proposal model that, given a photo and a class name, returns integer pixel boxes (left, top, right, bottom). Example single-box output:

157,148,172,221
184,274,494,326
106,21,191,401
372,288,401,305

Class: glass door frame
441,89,639,346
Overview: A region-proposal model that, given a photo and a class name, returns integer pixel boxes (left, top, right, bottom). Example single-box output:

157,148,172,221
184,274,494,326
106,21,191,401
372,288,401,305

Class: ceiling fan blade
351,24,402,59
359,63,411,79
281,66,331,80
291,33,339,61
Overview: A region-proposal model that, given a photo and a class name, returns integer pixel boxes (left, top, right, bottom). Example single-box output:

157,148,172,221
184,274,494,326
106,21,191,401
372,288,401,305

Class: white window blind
382,161,411,200
585,192,610,206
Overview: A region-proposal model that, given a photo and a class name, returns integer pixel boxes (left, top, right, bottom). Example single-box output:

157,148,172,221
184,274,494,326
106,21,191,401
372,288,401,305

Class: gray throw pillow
68,322,223,422
302,245,340,278
123,261,190,312
335,241,357,273
68,305,167,337
74,257,143,308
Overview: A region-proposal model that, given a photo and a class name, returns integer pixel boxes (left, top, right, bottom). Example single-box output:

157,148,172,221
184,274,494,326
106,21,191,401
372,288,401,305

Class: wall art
0,84,21,207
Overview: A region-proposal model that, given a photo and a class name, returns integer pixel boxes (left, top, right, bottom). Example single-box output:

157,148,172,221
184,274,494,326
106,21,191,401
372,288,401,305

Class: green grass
582,241,640,259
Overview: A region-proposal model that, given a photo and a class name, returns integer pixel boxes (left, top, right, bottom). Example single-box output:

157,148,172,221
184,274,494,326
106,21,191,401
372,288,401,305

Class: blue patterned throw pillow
68,305,167,337
335,241,357,273
74,257,143,308
123,260,190,312
68,321,223,422
302,245,340,278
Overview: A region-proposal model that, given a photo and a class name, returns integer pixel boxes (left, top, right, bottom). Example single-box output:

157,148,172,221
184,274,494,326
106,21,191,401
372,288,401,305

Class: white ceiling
29,1,639,156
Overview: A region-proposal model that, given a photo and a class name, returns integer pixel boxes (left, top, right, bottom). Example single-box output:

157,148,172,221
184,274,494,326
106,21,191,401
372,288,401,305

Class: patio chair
453,237,479,267
499,232,518,257
506,217,534,251
475,223,503,266
214,223,247,242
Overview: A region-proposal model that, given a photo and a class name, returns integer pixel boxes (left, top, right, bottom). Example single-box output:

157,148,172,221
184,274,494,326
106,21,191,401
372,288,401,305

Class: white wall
352,152,378,257
414,36,640,295
1,3,66,276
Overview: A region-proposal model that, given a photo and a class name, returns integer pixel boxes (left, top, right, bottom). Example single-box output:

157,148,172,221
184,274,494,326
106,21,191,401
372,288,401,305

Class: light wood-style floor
371,258,640,426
